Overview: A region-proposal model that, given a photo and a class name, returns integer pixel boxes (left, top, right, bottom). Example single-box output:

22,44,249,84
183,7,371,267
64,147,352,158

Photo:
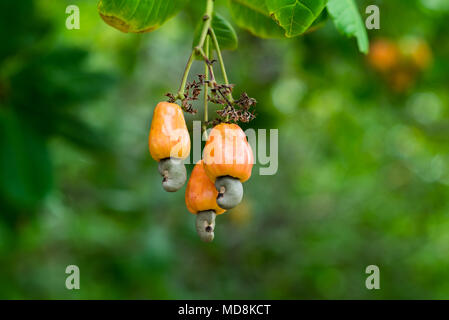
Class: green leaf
327,0,369,54
192,13,238,51
211,13,238,51
306,8,329,33
266,0,328,37
0,110,52,209
228,0,285,39
98,0,188,33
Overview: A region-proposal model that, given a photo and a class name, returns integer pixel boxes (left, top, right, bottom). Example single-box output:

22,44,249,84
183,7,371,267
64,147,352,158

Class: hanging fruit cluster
147,1,256,242
96,0,374,243
149,104,254,242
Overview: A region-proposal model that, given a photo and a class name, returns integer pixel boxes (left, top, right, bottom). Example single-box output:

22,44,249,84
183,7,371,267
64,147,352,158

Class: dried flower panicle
166,74,257,124
166,75,206,114
165,92,176,103
212,84,257,123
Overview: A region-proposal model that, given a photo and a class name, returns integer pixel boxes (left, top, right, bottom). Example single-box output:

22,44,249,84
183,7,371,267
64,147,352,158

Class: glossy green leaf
327,0,369,54
98,0,188,33
228,0,285,39
212,13,238,51
306,8,329,33
266,0,328,37
0,110,52,209
192,13,238,51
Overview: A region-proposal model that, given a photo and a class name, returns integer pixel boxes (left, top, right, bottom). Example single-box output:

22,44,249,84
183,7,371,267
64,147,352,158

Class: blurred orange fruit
368,39,400,72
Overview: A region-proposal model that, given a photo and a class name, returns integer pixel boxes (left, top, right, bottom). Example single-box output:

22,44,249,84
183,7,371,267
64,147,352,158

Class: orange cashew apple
185,160,226,242
203,123,253,210
149,102,190,192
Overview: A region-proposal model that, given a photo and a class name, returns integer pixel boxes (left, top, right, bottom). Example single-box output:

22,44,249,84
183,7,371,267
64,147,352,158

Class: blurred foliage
1,0,449,299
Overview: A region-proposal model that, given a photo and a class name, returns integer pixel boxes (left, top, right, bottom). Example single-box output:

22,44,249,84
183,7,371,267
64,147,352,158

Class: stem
203,35,210,137
176,0,214,99
177,51,195,99
209,27,233,103
196,0,214,50
195,47,215,82
209,28,230,87
208,27,233,122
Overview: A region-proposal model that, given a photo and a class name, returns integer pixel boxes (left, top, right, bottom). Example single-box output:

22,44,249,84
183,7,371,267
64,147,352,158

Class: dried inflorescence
166,75,206,114
216,91,257,123
167,74,257,124
209,81,257,124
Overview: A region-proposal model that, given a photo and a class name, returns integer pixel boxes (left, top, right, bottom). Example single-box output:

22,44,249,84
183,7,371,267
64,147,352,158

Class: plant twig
177,51,195,99
208,27,233,102
176,0,214,100
203,35,210,138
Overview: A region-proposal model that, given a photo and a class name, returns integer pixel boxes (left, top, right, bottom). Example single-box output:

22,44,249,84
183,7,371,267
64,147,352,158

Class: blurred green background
1,0,449,299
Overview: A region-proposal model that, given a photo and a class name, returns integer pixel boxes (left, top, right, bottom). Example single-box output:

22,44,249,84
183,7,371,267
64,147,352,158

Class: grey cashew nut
196,210,216,242
215,176,243,210
158,158,186,192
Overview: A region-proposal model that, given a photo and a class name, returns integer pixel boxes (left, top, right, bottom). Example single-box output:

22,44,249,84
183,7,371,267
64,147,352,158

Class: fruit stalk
203,35,210,138
208,27,233,102
176,0,215,100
